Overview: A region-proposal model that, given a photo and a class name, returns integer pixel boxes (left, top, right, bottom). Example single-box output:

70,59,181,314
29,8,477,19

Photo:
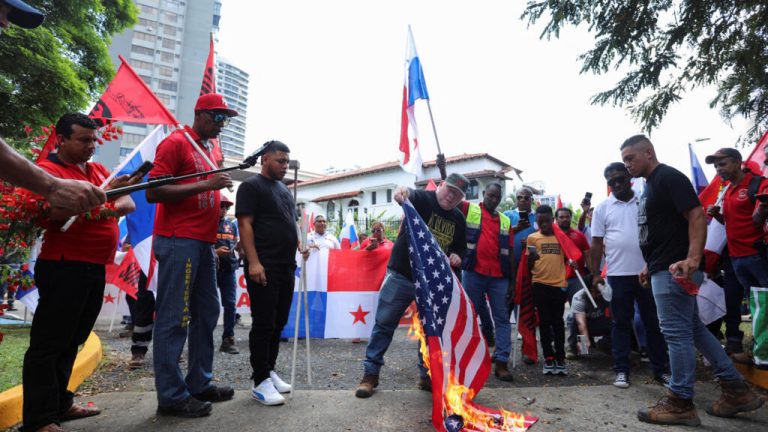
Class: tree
0,0,137,139
522,1,768,144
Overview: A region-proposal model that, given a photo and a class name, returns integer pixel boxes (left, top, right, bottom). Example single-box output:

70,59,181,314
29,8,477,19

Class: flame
407,313,431,375
444,376,529,432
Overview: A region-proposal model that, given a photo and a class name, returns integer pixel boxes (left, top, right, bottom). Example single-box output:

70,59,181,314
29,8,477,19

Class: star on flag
103,293,115,303
350,305,370,325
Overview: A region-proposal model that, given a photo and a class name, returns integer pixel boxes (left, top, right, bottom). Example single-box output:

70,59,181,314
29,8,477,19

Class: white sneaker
251,378,285,405
613,372,630,389
270,370,292,393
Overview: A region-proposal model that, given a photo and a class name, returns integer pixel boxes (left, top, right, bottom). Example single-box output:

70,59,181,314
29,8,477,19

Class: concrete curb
0,331,103,430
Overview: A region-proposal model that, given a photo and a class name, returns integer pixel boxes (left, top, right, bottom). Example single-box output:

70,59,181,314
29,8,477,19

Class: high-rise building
216,58,249,158
96,0,219,168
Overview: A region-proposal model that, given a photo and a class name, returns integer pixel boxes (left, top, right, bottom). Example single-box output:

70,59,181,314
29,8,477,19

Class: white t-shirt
591,193,645,276
308,231,341,250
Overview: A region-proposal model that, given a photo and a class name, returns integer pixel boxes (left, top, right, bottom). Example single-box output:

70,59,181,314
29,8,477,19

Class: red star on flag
350,305,370,325
103,293,115,304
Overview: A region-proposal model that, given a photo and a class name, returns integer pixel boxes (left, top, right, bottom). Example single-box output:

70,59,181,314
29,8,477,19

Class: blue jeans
731,254,768,292
462,270,511,363
153,236,220,406
217,270,237,339
608,275,668,376
363,270,427,378
651,270,742,399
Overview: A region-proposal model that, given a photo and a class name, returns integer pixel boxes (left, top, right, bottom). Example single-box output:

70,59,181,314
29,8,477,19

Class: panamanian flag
399,25,427,178
281,247,390,338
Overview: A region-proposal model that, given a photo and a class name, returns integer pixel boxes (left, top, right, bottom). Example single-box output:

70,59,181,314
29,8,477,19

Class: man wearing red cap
215,195,240,354
146,93,237,418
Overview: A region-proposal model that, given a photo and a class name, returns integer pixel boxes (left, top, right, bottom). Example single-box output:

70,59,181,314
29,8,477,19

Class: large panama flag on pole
402,201,537,431
688,143,709,194
399,26,427,178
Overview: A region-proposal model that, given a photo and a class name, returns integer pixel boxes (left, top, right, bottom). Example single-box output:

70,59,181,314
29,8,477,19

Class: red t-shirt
360,237,393,250
564,228,590,279
150,126,220,243
723,172,768,257
38,155,118,265
460,202,514,278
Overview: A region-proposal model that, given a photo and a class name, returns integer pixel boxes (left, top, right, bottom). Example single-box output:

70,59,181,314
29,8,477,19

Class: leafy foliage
521,1,768,144
0,0,137,138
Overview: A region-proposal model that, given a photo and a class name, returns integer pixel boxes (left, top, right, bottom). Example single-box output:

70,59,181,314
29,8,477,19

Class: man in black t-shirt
236,141,298,407
621,135,761,426
355,173,468,399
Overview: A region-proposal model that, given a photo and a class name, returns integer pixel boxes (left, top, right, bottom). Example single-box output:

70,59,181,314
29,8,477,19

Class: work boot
355,374,379,398
706,379,764,417
118,325,133,338
637,390,701,426
494,361,514,382
128,352,145,370
725,340,744,355
219,336,239,354
730,351,754,365
417,376,432,392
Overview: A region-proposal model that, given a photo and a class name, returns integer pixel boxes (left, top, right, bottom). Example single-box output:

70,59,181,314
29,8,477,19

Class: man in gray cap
356,173,468,398
0,0,106,214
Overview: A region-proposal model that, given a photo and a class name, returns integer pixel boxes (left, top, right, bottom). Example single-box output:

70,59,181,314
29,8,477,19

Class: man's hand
248,261,267,286
669,258,700,280
207,173,233,191
592,274,605,290
448,253,461,268
365,238,379,251
528,248,540,262
47,178,105,212
301,247,310,261
581,201,590,214
514,218,530,232
215,246,231,257
639,265,650,288
393,186,409,204
106,174,141,191
706,205,721,218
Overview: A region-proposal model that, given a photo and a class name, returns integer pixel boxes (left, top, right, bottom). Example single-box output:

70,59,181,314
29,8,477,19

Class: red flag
746,129,768,176
111,248,140,299
35,128,58,163
553,223,583,264
198,33,224,166
556,194,563,209
308,212,315,233
88,56,177,126
425,178,437,191
514,252,539,364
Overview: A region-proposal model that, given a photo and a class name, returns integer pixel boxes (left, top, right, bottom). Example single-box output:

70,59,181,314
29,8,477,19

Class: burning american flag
402,200,538,432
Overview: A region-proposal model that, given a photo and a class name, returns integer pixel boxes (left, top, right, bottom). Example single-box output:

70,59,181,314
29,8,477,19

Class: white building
216,57,249,158
294,153,522,234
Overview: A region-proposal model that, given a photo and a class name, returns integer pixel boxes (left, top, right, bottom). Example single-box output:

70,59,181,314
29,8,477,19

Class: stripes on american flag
402,200,537,432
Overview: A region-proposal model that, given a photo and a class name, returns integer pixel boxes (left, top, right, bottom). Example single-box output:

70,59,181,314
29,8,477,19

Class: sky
216,0,753,208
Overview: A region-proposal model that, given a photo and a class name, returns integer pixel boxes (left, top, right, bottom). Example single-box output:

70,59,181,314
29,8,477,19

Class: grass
0,326,30,392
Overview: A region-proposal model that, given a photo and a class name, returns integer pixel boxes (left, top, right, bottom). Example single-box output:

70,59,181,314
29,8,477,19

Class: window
165,12,178,23
131,45,154,56
158,79,177,92
121,133,145,147
466,180,480,200
139,75,152,85
159,51,174,63
371,191,377,205
131,59,153,71
348,199,360,219
134,31,155,42
327,201,336,218
140,5,157,15
163,24,177,37
138,18,155,27
161,38,175,49
156,93,172,106
158,65,173,77
386,189,392,203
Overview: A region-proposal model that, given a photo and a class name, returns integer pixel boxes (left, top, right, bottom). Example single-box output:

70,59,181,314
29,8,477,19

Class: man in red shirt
147,94,236,418
459,182,515,381
21,113,137,432
555,207,591,359
706,148,768,368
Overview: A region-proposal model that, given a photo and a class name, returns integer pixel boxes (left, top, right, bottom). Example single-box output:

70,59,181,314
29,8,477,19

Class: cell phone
583,191,593,203
756,193,768,203
128,161,153,180
518,210,529,222
527,245,537,255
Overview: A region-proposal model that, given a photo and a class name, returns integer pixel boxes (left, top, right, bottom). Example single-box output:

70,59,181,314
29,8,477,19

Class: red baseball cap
194,93,238,117
220,194,234,207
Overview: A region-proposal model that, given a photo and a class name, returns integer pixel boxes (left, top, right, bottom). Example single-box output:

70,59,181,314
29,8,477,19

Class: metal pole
425,100,446,180
572,265,598,308
511,305,519,369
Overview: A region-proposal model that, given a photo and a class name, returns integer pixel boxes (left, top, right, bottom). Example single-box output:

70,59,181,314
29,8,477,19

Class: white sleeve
591,201,607,238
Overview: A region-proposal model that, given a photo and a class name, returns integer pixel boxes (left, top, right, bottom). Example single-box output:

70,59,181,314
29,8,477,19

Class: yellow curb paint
0,332,103,429
734,363,768,390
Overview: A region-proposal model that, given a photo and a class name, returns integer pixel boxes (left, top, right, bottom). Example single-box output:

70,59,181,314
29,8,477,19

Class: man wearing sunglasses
590,162,669,389
146,93,237,418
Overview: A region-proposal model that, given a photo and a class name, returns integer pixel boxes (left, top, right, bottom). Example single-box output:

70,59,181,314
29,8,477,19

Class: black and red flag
199,33,224,166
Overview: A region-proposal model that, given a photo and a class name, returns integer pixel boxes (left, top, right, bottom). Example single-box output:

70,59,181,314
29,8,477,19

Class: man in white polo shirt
591,162,669,389
303,214,340,260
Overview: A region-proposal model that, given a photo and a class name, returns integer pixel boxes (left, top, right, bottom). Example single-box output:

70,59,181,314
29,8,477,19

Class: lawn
0,326,30,392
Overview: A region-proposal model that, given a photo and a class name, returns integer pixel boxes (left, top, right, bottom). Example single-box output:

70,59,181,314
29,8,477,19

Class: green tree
522,1,768,144
0,0,137,139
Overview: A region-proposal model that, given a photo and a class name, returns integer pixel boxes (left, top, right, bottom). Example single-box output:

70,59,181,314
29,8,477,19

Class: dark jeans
217,269,237,339
533,283,567,361
247,265,295,384
608,275,668,376
718,254,745,344
21,260,105,432
131,272,155,355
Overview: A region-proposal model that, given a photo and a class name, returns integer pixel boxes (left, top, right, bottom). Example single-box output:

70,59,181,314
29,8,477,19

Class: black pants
247,265,295,384
21,260,105,431
533,283,567,361
129,272,155,355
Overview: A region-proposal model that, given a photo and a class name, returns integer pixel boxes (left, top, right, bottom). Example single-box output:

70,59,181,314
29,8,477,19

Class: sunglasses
205,111,231,126
372,228,383,233
516,195,531,201
607,176,629,187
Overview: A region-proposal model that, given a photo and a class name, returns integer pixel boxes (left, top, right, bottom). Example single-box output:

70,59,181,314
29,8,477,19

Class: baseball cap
444,173,470,196
220,195,234,207
194,93,239,117
704,147,742,164
4,0,45,29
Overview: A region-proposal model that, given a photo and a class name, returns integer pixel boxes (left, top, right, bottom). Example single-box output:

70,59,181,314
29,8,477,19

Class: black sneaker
543,357,555,375
157,396,212,418
192,385,235,403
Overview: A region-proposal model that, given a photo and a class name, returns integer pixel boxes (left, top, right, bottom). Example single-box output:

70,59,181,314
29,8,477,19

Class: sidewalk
56,384,766,432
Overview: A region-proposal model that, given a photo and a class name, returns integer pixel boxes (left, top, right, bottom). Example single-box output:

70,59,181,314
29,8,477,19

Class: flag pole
511,305,519,368
109,290,121,334
572,265,598,308
425,100,447,180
